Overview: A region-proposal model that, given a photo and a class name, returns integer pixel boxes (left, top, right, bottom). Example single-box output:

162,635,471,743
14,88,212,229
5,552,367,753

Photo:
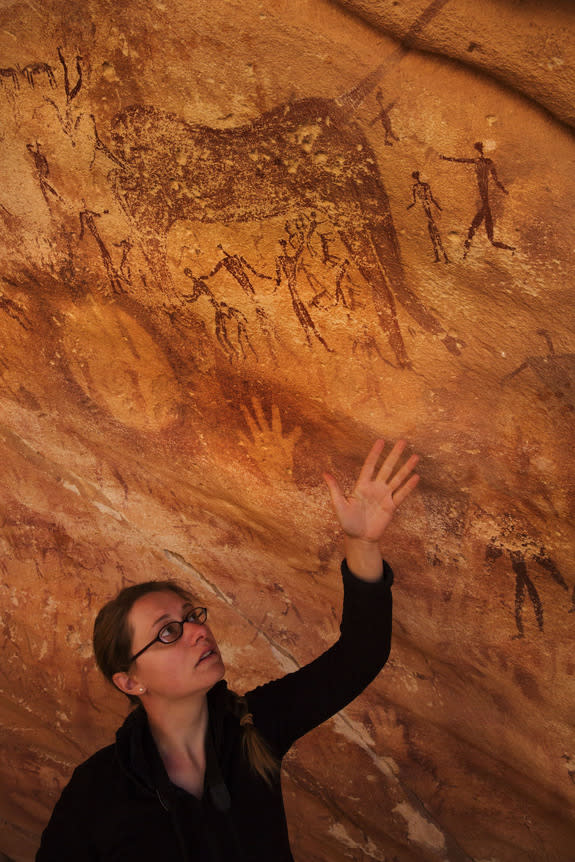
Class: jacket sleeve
246,558,393,758
36,770,99,862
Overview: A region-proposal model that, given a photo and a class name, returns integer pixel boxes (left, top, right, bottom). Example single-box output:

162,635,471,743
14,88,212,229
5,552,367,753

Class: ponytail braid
234,695,279,787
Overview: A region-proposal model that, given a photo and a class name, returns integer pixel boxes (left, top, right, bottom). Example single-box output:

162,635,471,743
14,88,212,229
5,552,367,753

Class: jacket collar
114,680,231,806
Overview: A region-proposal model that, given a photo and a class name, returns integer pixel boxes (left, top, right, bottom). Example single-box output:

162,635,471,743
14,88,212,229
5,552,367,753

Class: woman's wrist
343,535,384,582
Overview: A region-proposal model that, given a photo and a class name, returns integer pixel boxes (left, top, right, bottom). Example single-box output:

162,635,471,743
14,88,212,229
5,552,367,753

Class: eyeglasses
129,607,208,663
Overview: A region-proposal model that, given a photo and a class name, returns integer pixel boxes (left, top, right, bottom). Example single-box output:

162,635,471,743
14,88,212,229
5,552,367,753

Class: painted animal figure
21,61,56,88
0,67,19,89
105,0,456,365
108,94,460,366
502,330,575,410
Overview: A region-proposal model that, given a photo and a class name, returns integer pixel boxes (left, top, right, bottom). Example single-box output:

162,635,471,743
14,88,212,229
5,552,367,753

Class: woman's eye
160,621,181,642
187,609,201,622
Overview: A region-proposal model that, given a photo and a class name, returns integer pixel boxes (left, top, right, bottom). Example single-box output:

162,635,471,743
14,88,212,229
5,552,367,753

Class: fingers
375,439,406,483
367,439,420,505
251,396,266,430
357,438,386,484
271,402,283,435
240,403,259,440
289,425,303,445
387,453,420,493
336,439,420,504
391,471,420,507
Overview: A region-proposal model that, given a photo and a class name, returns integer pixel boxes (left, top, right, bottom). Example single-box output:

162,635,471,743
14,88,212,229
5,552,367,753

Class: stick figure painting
108,91,461,366
440,142,515,259
406,170,449,263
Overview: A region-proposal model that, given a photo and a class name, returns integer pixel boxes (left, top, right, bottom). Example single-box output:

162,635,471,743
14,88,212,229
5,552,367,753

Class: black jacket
36,560,393,861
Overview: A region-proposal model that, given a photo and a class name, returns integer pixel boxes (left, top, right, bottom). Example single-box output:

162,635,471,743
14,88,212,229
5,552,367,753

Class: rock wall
0,0,574,859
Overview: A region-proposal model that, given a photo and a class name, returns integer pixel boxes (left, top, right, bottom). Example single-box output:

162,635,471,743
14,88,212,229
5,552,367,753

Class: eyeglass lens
158,608,207,644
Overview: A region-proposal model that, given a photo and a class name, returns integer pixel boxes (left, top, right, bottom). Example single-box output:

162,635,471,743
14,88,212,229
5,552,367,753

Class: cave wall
0,1,574,859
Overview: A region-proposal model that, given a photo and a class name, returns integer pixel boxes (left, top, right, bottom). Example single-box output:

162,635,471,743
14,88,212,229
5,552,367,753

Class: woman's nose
184,620,208,644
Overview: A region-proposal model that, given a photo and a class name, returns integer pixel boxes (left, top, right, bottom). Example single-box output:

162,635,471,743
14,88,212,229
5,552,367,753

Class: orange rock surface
0,0,574,859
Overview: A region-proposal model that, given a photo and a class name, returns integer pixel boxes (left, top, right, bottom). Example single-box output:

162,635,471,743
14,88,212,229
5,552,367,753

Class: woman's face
125,590,225,701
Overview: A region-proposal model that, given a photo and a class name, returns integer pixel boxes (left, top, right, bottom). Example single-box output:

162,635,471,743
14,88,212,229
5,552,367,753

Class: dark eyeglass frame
129,606,208,663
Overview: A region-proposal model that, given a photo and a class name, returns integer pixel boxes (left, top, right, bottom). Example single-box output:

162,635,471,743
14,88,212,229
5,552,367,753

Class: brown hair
233,696,279,786
92,580,279,784
93,579,195,705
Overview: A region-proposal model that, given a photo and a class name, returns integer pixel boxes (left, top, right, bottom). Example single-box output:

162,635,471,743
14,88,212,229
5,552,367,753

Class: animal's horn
336,0,451,114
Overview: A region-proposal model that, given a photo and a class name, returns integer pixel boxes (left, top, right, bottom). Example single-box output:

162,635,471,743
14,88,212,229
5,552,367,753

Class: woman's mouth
197,648,216,665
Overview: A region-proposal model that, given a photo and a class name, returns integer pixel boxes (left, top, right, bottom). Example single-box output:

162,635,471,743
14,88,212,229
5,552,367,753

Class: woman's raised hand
323,439,420,579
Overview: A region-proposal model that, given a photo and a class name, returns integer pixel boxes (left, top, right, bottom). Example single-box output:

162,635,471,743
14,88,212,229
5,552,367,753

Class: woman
37,438,419,861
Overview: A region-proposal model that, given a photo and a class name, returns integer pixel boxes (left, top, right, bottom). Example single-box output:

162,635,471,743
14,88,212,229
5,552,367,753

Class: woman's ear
112,671,145,696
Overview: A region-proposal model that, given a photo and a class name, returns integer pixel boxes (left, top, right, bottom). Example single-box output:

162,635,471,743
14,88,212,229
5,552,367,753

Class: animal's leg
339,226,409,366
135,230,174,298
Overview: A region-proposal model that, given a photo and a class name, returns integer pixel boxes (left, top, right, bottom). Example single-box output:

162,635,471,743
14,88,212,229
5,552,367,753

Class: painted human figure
114,239,133,285
284,217,306,253
284,215,358,311
407,171,449,263
42,48,84,146
352,325,393,399
275,237,330,351
333,259,360,309
369,89,399,146
214,302,256,361
79,207,124,295
303,211,321,257
57,46,82,102
317,229,340,266
90,114,125,167
486,537,567,639
284,211,323,258
26,142,60,206
205,245,272,296
440,142,515,259
183,268,217,304
183,268,256,361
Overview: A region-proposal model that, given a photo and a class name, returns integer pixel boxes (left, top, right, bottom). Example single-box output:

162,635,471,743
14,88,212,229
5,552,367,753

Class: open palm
324,439,419,542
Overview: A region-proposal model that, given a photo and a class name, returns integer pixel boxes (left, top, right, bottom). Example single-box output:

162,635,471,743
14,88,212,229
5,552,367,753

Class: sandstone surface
0,1,574,860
